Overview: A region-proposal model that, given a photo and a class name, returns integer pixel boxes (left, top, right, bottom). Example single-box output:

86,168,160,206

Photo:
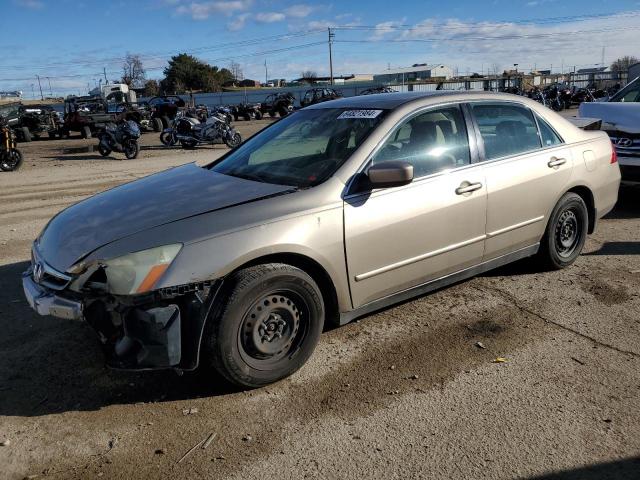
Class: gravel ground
0,115,639,480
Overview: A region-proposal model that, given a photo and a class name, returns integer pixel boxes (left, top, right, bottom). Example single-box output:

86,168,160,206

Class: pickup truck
579,76,640,184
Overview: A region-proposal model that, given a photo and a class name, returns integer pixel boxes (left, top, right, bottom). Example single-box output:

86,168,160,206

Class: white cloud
255,11,286,23
284,4,314,18
227,12,250,30
175,0,252,20
13,0,44,9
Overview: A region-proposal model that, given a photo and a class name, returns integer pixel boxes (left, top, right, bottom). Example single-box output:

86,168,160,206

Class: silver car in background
23,91,620,387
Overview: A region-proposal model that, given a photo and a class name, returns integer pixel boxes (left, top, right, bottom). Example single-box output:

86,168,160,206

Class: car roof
305,90,518,110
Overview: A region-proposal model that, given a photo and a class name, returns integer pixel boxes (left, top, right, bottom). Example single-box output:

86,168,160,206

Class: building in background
373,64,453,83
0,91,22,99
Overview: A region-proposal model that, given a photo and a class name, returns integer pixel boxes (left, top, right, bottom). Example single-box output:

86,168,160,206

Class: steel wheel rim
238,290,309,370
555,208,580,257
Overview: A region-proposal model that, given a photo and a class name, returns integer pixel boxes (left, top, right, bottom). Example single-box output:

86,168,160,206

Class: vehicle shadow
524,456,640,480
605,184,640,220
0,261,237,418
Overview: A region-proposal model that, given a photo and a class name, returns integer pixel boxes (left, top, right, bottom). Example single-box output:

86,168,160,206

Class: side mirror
367,161,414,188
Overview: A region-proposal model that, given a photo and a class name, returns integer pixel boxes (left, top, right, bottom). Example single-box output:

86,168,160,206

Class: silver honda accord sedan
23,91,620,387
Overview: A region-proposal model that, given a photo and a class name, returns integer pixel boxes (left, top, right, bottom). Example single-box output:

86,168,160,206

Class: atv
231,102,262,121
260,93,294,117
300,88,342,108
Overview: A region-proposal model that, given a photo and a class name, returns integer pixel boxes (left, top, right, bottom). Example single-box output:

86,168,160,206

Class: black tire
269,110,276,118
48,131,57,140
243,113,251,121
152,117,163,132
160,131,175,146
202,263,324,388
0,149,23,172
162,116,171,129
233,114,239,122
278,107,288,117
224,132,241,149
81,126,92,139
180,139,197,149
123,139,139,159
98,144,111,157
20,127,32,142
538,192,588,270
254,111,263,120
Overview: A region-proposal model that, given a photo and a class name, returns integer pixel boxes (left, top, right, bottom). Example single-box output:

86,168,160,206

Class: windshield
210,108,387,188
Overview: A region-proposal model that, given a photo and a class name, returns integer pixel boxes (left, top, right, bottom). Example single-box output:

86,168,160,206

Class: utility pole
328,27,335,85
103,67,108,84
46,77,52,97
601,46,605,67
30,84,35,100
36,75,44,100
264,59,268,86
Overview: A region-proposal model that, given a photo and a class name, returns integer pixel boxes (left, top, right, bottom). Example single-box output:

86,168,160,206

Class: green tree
610,56,639,72
161,54,233,93
143,79,159,97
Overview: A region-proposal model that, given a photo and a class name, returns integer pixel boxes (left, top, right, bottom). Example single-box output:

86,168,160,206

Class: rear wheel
162,116,171,128
0,149,23,171
254,111,263,120
538,192,588,269
81,126,92,139
20,127,32,142
152,117,163,132
202,263,324,388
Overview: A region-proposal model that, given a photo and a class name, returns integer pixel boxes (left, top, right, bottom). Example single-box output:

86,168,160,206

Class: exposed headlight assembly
102,244,182,295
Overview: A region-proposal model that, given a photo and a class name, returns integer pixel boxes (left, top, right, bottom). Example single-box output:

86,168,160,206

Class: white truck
579,76,640,184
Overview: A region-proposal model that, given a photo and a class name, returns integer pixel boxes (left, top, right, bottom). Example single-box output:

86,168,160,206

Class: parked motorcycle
176,114,242,149
97,120,141,160
0,115,23,171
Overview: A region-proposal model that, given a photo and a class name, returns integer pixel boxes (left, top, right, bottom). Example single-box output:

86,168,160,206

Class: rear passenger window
472,103,541,160
371,105,470,179
535,113,563,147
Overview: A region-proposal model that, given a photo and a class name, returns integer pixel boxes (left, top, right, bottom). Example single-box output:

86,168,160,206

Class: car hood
579,102,640,134
37,163,294,272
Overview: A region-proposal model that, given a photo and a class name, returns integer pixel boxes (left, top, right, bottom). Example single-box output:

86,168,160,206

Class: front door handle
548,157,567,168
455,181,483,195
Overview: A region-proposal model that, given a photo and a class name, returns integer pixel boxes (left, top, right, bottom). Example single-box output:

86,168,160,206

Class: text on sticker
338,110,383,120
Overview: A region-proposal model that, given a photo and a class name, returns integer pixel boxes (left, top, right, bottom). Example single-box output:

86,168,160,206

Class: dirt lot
1,117,639,480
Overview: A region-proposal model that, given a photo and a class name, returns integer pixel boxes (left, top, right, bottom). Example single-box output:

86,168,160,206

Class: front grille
31,245,73,291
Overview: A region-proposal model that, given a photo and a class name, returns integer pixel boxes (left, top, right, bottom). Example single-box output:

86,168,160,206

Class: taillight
611,142,618,164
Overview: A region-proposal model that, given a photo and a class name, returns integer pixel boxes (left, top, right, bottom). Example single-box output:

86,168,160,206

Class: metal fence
139,71,630,108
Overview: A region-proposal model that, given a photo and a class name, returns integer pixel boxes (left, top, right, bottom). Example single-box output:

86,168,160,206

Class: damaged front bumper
22,267,221,372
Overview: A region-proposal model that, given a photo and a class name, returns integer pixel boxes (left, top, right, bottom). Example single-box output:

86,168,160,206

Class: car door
468,101,574,260
344,104,487,308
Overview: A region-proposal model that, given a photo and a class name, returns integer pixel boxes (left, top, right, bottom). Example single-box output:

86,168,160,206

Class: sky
1,0,639,97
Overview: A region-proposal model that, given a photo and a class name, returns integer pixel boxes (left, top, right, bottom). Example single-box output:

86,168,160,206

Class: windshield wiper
225,170,266,183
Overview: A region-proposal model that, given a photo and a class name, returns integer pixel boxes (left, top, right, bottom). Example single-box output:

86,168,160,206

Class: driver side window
371,105,471,178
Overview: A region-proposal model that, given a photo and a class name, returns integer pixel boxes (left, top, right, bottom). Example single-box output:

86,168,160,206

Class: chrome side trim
486,215,545,238
340,243,539,325
354,234,486,282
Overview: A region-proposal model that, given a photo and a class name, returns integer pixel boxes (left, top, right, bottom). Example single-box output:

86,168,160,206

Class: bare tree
610,56,639,72
121,53,146,87
300,70,318,84
229,61,244,82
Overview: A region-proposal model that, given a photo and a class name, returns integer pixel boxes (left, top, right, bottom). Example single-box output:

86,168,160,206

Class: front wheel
202,263,324,388
97,143,111,157
224,131,241,148
0,149,23,171
160,131,176,146
123,139,139,159
538,192,588,270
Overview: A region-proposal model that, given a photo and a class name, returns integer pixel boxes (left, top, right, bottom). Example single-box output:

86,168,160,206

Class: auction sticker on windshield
338,110,383,119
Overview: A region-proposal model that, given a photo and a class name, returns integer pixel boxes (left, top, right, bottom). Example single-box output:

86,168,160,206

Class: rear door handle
548,157,566,168
455,182,483,195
